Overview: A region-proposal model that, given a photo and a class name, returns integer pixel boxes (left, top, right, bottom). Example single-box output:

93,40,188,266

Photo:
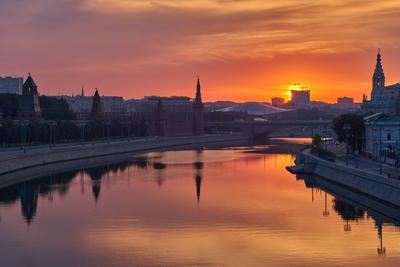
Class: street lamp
48,121,57,149
379,125,383,175
76,122,87,146
377,222,386,255
323,192,329,217
19,120,29,153
343,124,351,166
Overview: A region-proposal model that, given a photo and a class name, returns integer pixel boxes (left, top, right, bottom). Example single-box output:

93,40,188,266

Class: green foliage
332,113,365,152
39,96,76,121
0,117,17,145
0,94,19,118
333,199,365,221
312,133,322,148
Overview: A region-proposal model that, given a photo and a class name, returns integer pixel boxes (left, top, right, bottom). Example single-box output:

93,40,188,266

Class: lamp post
379,125,383,175
323,192,329,217
76,122,86,146
377,222,386,255
20,120,29,153
48,121,57,149
103,121,111,143
343,124,351,166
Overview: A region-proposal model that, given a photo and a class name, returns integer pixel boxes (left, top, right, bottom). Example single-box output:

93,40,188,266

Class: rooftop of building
364,113,400,124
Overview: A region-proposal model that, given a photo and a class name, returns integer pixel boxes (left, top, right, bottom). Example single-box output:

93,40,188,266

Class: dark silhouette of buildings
90,88,103,120
20,182,39,225
152,100,167,136
193,77,204,135
18,74,42,120
83,78,205,137
145,78,205,136
85,166,105,203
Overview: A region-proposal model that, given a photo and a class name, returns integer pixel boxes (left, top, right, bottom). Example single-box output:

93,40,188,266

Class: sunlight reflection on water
0,144,399,267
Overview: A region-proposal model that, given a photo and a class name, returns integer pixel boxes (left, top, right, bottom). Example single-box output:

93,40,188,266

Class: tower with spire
192,77,204,135
18,73,42,120
371,49,385,97
90,88,103,120
362,49,400,114
22,73,38,95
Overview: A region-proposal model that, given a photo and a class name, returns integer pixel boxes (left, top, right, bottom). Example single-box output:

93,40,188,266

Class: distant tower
81,87,85,97
90,88,102,119
192,77,204,135
154,100,166,136
371,49,385,97
22,73,38,94
18,73,42,120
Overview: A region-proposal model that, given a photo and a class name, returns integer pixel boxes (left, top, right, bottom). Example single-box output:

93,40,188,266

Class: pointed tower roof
23,73,37,89
195,77,202,103
374,48,384,75
81,87,85,97
94,88,100,97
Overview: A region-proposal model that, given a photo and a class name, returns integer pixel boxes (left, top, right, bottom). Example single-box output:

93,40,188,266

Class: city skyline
1,1,400,102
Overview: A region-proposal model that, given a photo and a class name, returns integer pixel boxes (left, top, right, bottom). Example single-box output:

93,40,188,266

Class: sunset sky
1,0,400,102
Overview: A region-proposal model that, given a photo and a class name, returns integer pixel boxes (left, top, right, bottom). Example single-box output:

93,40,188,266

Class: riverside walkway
324,143,399,178
0,136,183,161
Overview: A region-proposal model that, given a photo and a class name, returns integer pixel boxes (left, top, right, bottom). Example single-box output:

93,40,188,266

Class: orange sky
1,0,400,103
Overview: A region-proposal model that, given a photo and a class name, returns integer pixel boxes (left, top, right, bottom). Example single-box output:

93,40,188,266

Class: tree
39,96,76,121
332,114,365,152
312,133,322,148
0,94,19,118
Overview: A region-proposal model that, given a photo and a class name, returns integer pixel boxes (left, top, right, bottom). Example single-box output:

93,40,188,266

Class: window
387,132,392,141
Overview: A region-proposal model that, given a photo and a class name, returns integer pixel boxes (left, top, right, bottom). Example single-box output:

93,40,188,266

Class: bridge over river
204,120,333,140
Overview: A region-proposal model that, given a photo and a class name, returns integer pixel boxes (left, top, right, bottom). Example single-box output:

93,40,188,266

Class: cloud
0,0,399,99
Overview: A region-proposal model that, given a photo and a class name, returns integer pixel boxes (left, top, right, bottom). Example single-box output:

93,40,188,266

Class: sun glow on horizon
1,0,399,102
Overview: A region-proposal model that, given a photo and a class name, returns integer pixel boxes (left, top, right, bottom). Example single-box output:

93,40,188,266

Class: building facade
271,97,285,107
0,76,23,94
364,114,400,165
290,89,311,105
362,50,400,115
55,92,125,114
337,97,354,105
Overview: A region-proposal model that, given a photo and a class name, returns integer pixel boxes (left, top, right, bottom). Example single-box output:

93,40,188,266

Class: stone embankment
0,134,248,187
295,149,400,207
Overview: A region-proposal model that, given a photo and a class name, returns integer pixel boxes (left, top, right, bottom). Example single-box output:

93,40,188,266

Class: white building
364,113,400,165
55,90,126,113
0,76,23,94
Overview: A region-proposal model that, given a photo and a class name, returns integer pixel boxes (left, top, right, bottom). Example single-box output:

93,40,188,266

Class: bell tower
371,49,385,97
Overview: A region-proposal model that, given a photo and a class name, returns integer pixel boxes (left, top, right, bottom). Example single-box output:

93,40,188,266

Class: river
0,139,399,266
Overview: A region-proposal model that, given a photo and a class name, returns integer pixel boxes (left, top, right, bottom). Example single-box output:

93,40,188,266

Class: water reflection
296,173,399,256
0,148,399,266
194,149,204,205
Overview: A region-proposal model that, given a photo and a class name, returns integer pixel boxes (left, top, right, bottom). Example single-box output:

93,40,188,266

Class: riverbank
245,138,310,154
0,134,248,188
294,148,400,207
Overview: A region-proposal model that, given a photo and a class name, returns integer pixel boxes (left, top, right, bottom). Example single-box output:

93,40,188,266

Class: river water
0,140,399,266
